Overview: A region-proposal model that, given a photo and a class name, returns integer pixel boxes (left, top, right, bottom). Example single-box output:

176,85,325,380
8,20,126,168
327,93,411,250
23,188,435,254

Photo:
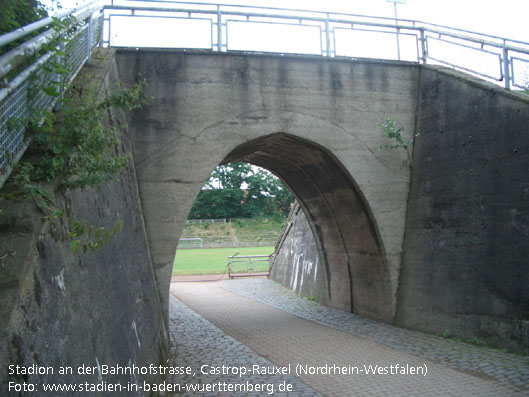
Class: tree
0,0,49,54
188,162,294,220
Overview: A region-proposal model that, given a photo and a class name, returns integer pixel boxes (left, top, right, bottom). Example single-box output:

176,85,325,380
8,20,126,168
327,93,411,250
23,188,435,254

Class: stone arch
222,133,393,322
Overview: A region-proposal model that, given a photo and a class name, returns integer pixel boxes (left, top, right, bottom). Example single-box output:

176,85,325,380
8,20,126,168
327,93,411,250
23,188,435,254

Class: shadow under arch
222,133,394,323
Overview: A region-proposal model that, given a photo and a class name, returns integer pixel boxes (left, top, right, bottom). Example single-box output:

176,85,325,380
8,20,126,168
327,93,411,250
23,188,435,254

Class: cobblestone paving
168,294,323,396
222,278,529,394
170,281,526,396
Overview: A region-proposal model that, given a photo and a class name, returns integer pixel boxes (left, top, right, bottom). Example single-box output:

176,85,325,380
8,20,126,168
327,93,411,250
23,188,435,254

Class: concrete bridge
1,46,529,393
119,50,418,323
116,49,529,340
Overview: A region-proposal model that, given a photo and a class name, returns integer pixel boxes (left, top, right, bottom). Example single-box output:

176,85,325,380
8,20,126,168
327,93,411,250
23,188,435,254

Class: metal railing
0,0,104,187
101,0,529,90
1,0,529,188
227,253,272,278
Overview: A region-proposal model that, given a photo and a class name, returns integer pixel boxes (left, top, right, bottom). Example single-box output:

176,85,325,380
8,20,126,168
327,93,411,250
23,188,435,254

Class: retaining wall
0,49,168,389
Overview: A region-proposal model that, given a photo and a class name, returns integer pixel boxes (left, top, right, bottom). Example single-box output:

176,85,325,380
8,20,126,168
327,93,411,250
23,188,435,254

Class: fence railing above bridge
1,0,529,187
101,0,529,90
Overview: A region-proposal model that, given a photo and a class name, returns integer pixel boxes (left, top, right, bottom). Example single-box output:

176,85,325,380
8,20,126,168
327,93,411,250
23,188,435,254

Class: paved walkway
168,279,529,396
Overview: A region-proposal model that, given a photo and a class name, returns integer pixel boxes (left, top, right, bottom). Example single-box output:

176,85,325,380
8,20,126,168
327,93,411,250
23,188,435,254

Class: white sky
52,0,528,42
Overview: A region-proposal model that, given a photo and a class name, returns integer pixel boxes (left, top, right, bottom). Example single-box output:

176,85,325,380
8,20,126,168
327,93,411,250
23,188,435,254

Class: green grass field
173,246,274,275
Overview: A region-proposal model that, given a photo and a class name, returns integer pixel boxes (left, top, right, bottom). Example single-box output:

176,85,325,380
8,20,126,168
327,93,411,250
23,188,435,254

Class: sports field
173,246,274,275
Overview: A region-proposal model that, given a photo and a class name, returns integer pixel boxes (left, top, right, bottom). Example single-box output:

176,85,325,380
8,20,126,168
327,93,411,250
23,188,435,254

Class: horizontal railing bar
108,13,214,21
0,0,103,48
421,27,529,55
429,36,505,57
109,0,524,45
103,4,529,57
228,255,271,259
0,52,53,102
0,8,102,79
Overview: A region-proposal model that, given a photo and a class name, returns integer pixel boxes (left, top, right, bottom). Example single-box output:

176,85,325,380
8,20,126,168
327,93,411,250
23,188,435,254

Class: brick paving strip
170,281,526,396
168,296,322,396
222,278,529,394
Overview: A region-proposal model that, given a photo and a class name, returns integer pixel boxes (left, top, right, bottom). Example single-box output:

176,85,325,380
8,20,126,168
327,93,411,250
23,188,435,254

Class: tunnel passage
222,133,394,323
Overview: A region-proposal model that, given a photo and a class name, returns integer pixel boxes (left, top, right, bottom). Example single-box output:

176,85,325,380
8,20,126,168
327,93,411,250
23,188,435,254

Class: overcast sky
53,0,527,42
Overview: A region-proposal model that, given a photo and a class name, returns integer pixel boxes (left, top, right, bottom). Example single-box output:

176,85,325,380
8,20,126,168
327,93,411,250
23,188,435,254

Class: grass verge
173,246,274,275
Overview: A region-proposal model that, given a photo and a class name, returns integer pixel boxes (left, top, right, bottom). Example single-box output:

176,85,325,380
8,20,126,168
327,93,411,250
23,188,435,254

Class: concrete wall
270,204,324,302
116,50,419,323
266,64,529,351
0,49,168,389
395,67,529,351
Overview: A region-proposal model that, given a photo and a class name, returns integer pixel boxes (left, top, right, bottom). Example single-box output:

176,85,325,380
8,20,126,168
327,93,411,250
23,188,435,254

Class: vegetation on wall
379,117,419,163
0,0,49,54
5,80,149,253
1,13,151,253
0,0,48,34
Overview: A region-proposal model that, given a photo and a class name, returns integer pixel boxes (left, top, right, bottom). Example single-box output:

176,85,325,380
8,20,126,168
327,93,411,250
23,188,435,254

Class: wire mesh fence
0,5,104,186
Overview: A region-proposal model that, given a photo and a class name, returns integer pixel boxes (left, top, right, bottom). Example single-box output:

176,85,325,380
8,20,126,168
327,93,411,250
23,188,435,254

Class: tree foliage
188,163,294,220
0,0,49,54
0,0,48,34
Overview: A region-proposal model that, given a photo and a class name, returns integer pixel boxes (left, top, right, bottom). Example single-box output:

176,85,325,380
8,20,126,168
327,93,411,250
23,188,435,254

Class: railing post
325,13,331,57
86,14,92,62
217,6,222,52
420,29,427,64
503,47,511,89
107,13,111,47
57,38,66,103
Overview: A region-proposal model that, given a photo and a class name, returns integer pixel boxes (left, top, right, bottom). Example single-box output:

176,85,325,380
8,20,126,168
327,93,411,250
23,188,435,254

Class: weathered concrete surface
396,67,529,351
270,203,325,302
111,49,528,351
117,50,418,323
0,49,168,389
226,57,529,351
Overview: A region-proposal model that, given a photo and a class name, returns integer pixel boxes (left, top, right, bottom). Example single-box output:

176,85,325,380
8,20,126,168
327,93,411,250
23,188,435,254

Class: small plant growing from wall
379,117,419,164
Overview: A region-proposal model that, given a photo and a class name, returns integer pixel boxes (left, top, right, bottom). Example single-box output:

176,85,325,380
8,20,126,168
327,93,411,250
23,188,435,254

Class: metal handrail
0,2,104,187
100,0,529,89
0,2,104,79
0,0,103,49
227,253,272,278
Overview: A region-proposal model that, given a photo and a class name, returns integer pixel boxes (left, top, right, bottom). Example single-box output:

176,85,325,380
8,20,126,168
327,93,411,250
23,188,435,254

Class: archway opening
174,161,294,277
174,132,393,323
223,133,393,322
